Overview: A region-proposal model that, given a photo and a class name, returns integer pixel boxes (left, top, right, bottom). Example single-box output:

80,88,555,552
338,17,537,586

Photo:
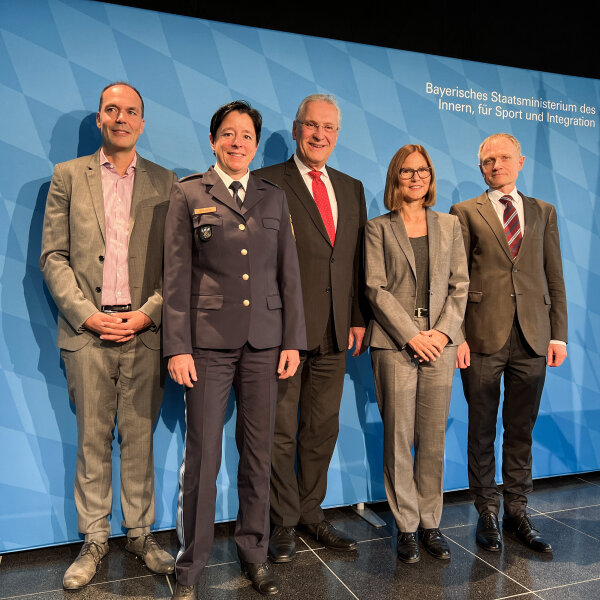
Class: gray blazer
364,208,469,350
40,150,177,351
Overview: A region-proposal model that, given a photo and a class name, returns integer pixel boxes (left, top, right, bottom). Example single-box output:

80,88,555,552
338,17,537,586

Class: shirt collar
487,187,520,205
99,148,137,174
213,163,250,192
294,153,329,180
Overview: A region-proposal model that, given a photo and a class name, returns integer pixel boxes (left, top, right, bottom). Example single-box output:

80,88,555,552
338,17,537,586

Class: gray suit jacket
254,157,368,352
40,150,177,351
364,209,469,350
450,192,568,356
162,167,306,356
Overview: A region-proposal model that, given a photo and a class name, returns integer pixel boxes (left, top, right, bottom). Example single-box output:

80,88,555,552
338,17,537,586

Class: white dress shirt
294,153,338,228
214,163,250,203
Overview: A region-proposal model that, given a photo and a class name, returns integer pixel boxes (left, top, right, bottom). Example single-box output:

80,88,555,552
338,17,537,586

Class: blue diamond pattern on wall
1,0,599,551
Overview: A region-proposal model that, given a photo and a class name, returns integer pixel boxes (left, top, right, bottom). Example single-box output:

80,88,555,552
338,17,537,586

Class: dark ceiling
97,1,599,80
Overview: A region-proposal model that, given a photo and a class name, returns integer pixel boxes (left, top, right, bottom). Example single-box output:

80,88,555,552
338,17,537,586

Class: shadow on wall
2,112,102,544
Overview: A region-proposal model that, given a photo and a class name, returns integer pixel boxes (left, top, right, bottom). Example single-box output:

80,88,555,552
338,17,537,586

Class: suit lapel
426,208,440,277
476,193,513,261
514,192,537,263
129,155,153,236
328,167,347,250
86,151,105,242
283,157,331,245
204,167,242,215
389,211,417,280
241,174,266,214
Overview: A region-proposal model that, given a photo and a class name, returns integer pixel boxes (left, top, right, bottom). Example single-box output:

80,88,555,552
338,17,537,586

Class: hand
168,354,197,388
83,311,134,342
420,329,450,352
348,326,367,357
456,341,471,369
408,332,441,362
277,350,300,379
547,343,567,367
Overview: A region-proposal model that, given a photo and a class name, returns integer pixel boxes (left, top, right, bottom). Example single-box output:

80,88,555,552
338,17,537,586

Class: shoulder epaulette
178,172,204,183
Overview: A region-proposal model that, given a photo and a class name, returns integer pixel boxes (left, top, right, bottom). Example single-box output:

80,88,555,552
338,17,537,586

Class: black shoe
268,526,296,563
397,532,420,563
476,511,502,552
502,514,552,553
303,520,358,551
418,527,450,560
172,582,196,599
240,561,279,596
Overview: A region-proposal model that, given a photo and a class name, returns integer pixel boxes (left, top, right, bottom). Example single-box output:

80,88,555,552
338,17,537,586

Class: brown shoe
172,582,197,599
126,533,175,574
62,540,108,589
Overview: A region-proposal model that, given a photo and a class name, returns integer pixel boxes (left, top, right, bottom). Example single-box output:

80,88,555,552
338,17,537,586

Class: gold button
239,224,246,230
241,249,248,255
243,299,250,306
242,274,249,280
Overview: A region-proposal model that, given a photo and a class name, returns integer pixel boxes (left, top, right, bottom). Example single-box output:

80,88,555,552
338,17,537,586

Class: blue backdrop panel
1,0,599,552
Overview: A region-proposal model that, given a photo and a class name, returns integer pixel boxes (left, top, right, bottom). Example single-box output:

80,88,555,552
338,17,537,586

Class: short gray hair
478,133,522,162
295,94,341,128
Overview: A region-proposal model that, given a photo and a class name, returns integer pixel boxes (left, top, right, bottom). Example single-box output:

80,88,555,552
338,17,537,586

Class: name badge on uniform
199,224,212,241
194,207,217,214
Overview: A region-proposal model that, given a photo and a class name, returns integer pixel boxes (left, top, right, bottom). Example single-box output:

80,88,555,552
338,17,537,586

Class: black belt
101,304,131,313
414,307,429,317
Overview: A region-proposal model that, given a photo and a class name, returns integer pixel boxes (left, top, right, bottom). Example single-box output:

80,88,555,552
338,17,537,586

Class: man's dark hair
210,100,262,143
98,81,145,117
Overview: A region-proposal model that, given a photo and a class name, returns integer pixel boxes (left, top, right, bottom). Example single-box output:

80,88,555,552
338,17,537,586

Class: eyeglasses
296,120,338,133
399,167,431,180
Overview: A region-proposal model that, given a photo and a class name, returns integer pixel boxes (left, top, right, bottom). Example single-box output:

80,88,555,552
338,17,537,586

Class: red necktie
308,170,335,245
498,195,522,258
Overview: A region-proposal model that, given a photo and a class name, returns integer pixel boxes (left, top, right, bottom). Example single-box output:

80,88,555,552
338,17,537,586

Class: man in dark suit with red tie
450,133,568,554
254,94,368,562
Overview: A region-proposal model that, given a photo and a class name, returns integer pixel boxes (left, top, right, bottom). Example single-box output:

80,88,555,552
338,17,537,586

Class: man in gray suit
254,94,368,562
451,133,567,554
40,82,176,588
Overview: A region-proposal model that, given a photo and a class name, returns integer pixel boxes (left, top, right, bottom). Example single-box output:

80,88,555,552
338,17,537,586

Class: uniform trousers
270,317,346,527
175,344,279,586
461,320,546,517
61,334,163,542
371,318,456,532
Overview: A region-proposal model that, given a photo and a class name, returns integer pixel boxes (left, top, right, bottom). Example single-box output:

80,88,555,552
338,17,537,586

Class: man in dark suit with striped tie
450,133,568,554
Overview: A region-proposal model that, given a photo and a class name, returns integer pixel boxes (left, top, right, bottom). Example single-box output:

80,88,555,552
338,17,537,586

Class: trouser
371,325,456,532
175,344,279,585
270,317,347,527
461,321,546,517
61,334,163,542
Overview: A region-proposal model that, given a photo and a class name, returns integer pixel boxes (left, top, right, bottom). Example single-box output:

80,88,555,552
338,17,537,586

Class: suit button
239,224,246,230
325,287,331,293
330,257,335,263
95,286,101,293
242,274,249,280
243,299,250,306
241,249,248,255
99,255,104,262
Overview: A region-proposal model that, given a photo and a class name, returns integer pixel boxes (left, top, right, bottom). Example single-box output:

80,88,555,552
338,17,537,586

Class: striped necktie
498,195,522,258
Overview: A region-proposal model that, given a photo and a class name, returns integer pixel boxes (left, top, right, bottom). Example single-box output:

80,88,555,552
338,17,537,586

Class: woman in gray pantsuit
364,144,468,563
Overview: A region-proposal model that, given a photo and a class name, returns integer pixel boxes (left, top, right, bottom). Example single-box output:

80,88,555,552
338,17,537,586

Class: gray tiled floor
1,472,599,600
